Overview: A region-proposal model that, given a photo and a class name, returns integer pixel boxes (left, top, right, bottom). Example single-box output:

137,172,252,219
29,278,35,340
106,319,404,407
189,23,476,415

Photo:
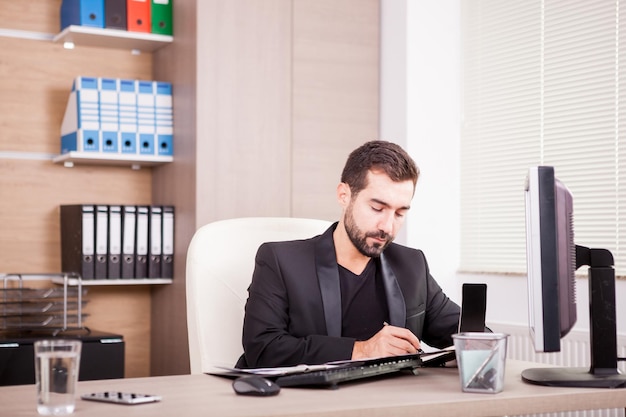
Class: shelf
53,25,173,52
52,278,173,286
53,152,173,169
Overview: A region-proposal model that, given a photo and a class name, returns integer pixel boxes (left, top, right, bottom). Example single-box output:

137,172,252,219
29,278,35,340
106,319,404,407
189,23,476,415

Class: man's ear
336,182,351,207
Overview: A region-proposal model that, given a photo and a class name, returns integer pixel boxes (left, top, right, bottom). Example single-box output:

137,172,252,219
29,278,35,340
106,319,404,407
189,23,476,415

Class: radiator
493,323,626,417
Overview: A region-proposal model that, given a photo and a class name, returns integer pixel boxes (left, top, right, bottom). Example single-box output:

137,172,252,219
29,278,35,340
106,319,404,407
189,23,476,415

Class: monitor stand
522,247,626,388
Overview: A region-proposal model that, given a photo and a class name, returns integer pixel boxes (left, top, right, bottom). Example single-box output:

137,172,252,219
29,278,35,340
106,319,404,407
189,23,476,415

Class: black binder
148,206,162,278
60,204,95,280
161,205,174,279
121,205,136,279
107,205,122,279
135,206,149,278
94,205,109,279
104,0,127,30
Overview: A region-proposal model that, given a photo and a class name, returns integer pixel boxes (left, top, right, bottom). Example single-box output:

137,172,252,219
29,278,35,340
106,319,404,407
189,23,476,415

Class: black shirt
339,259,389,340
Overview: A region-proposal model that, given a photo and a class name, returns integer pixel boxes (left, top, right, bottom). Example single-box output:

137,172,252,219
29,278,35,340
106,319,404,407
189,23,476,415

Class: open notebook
209,348,459,388
210,353,422,388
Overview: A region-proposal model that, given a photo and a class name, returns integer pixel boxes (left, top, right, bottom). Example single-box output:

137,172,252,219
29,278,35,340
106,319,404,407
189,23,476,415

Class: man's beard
344,206,393,257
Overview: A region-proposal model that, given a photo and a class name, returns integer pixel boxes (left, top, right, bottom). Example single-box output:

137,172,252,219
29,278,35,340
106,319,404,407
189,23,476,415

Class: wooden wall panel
0,161,152,272
149,0,380,376
0,0,62,33
149,0,198,377
149,0,293,376
0,38,152,154
194,0,293,224
0,0,381,379
85,286,152,378
292,0,380,220
0,1,156,378
0,160,153,377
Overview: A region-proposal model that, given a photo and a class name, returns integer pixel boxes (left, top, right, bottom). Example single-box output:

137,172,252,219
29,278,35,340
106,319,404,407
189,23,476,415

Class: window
461,0,626,276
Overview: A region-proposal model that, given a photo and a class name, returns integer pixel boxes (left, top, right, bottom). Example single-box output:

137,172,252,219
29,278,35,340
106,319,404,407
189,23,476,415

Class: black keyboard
274,354,421,388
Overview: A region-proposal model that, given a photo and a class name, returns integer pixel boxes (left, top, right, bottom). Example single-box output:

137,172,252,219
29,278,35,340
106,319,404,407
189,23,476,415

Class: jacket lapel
379,253,406,327
314,224,406,335
315,224,342,337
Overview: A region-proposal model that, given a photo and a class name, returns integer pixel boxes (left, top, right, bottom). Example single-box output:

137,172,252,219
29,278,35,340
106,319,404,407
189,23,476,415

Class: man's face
343,170,415,257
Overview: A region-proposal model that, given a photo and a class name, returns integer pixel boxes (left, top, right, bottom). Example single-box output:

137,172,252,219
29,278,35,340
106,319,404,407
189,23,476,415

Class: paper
214,363,345,377
210,353,425,378
420,346,456,366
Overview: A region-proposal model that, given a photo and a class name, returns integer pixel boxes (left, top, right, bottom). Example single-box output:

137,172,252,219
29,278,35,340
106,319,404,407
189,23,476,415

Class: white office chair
185,216,332,374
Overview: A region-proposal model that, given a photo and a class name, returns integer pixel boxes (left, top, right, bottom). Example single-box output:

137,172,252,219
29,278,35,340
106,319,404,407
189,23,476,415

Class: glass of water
34,339,82,415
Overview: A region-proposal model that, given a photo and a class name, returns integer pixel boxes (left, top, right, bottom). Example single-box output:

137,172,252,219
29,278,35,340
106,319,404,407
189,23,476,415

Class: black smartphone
459,283,487,332
81,392,162,405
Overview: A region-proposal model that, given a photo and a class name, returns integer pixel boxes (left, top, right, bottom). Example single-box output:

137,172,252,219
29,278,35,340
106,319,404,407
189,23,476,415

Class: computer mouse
232,375,281,396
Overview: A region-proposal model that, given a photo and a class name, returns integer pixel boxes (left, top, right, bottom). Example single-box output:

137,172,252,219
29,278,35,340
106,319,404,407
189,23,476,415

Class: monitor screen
524,166,576,352
523,166,626,388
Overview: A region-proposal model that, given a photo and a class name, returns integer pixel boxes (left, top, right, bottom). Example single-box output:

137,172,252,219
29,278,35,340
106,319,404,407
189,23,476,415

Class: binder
61,76,101,154
104,0,127,30
119,79,138,154
155,81,173,156
148,206,162,278
107,205,122,279
135,206,149,278
161,206,174,279
60,205,95,280
150,0,173,35
60,0,105,30
136,80,156,155
99,78,120,154
95,205,109,279
121,205,137,278
127,0,151,33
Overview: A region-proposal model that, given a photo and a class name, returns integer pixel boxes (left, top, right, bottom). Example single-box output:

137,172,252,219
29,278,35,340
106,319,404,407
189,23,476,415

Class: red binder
127,0,151,33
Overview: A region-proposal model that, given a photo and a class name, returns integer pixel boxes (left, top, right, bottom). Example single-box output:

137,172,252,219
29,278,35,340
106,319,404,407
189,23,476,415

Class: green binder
151,0,173,35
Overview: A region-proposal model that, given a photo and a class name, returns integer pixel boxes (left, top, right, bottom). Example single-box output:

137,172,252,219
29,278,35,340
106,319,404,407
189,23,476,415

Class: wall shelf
53,25,173,52
52,278,173,286
53,152,173,169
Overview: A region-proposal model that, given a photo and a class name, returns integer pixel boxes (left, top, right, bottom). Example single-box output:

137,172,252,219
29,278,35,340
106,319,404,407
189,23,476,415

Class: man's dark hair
340,140,420,195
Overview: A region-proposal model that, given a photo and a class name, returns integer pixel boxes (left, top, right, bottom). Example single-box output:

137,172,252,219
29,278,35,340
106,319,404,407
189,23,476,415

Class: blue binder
137,80,157,155
61,76,101,153
60,0,105,30
60,76,174,157
99,78,120,153
155,82,173,156
119,79,138,154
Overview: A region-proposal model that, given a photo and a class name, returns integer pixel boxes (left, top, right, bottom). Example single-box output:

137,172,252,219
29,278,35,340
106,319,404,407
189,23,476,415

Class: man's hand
351,324,421,360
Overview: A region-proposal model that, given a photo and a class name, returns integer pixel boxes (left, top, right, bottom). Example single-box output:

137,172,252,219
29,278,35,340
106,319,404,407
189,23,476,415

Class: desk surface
3,360,626,417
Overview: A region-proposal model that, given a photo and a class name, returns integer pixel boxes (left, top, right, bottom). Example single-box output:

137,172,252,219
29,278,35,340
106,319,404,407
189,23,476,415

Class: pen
383,322,424,354
464,346,499,389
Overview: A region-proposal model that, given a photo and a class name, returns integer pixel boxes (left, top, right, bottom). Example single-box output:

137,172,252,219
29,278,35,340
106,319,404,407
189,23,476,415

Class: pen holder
452,332,509,394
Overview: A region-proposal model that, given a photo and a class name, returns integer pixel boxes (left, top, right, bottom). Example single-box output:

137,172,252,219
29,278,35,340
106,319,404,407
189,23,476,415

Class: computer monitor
523,165,626,388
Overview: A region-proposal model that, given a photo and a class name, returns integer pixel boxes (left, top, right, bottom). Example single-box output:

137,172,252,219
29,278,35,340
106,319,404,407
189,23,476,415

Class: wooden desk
3,360,626,417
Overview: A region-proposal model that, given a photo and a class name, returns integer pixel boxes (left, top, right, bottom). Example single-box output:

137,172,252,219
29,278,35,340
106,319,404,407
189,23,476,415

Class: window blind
460,0,626,277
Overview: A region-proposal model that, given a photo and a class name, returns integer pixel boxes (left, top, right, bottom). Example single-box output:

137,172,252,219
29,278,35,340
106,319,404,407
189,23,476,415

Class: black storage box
0,330,124,386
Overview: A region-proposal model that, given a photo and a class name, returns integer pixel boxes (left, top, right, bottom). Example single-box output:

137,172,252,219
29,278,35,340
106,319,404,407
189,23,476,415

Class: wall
0,0,156,377
382,0,626,338
381,0,461,301
149,0,381,376
0,0,381,378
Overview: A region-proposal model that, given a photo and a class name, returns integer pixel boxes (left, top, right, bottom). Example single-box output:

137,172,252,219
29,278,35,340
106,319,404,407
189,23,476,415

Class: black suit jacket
235,223,460,368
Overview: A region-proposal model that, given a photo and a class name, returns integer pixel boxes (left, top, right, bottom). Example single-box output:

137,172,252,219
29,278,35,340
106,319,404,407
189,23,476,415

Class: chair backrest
185,217,331,374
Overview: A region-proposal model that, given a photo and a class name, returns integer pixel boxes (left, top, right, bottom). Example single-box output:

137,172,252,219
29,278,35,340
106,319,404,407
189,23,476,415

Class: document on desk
420,346,456,367
209,353,428,379
212,363,347,377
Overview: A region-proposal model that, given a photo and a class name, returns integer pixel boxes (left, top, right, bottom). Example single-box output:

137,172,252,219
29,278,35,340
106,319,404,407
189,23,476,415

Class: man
236,140,460,368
